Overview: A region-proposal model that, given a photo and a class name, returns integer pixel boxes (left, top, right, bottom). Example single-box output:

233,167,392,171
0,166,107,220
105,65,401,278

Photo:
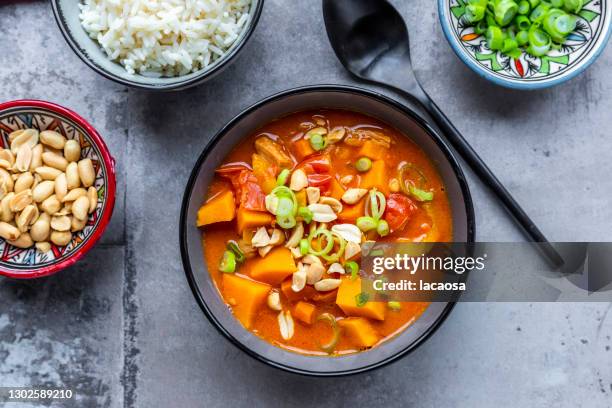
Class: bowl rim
0,99,117,279
179,84,476,376
437,0,612,90
50,0,265,91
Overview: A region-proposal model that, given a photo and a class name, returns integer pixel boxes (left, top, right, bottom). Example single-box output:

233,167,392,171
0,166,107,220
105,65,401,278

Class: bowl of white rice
51,0,263,90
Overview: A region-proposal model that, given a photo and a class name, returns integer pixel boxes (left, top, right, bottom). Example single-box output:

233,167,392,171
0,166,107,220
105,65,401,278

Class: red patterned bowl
0,100,116,279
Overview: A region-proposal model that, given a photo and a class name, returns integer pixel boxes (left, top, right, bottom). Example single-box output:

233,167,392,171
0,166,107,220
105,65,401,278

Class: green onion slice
518,0,530,14
486,26,505,50
494,0,519,26
388,301,402,311
356,216,378,232
298,206,313,223
276,169,290,186
344,261,359,280
376,220,390,237
226,240,246,263
219,250,236,273
308,228,334,256
409,185,434,202
310,133,326,151
355,292,370,307
316,313,340,353
299,238,309,255
355,157,372,172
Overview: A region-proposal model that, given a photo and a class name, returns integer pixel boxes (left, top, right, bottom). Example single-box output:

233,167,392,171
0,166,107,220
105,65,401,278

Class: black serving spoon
323,0,563,267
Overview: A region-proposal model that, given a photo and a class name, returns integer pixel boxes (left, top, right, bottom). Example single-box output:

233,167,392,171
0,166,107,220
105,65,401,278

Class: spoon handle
421,96,564,267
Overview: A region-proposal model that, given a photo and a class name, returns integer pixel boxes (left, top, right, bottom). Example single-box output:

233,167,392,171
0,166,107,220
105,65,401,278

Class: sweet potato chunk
236,207,274,234
294,138,315,160
293,301,316,325
248,247,297,284
338,317,381,348
197,190,235,227
359,160,389,195
357,140,389,160
329,178,346,200
338,199,366,223
223,274,271,329
255,137,293,169
336,277,386,321
252,153,277,194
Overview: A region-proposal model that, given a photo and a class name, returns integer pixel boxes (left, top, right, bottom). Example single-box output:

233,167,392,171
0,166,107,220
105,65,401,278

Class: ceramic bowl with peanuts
0,100,116,279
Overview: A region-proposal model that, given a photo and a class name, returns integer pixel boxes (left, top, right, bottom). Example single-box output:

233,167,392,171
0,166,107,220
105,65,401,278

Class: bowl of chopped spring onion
439,0,612,89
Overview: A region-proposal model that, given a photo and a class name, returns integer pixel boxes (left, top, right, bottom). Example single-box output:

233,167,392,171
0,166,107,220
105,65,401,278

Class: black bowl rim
50,0,265,91
179,84,476,376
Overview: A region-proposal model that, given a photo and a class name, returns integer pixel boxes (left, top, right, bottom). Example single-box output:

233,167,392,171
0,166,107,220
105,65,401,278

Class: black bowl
180,85,475,376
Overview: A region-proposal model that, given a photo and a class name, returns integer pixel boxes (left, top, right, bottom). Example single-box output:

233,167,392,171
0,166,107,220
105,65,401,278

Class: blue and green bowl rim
437,0,612,90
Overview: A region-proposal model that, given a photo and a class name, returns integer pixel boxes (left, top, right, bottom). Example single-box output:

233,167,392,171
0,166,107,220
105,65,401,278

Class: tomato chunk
385,193,417,232
218,166,266,211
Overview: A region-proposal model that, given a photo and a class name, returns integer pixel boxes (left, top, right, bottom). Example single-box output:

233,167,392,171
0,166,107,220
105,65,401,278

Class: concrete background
1,0,611,407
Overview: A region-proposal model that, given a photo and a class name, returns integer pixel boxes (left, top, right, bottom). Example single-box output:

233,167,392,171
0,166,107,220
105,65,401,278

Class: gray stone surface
1,0,612,407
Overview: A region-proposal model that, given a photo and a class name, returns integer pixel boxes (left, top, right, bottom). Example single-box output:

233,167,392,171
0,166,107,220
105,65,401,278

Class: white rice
78,0,251,77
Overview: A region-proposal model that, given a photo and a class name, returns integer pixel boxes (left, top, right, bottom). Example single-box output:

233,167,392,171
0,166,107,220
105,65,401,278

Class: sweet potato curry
198,110,452,355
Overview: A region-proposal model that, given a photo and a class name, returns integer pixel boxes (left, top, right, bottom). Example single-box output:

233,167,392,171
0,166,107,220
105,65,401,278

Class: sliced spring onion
388,301,402,311
517,0,530,14
355,292,370,307
308,228,334,256
276,168,290,186
376,220,390,237
365,189,386,220
486,26,505,50
563,0,583,14
226,240,246,263
299,238,309,255
356,216,378,232
355,157,372,172
494,0,519,26
344,261,359,280
219,250,236,273
466,4,487,22
516,29,530,45
271,186,298,228
502,37,519,53
526,28,551,56
321,232,346,263
545,13,576,42
528,0,540,7
530,3,551,22
474,19,489,34
309,133,326,151
408,185,434,202
551,0,564,7
316,313,340,353
298,206,313,223
515,15,531,30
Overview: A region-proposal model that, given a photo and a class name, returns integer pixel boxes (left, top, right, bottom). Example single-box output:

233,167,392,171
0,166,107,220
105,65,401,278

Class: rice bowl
79,0,251,77
51,0,263,90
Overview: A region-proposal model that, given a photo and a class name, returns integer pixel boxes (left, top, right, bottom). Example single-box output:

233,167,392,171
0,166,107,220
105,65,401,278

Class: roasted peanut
64,139,81,162
40,195,61,215
35,242,51,253
50,230,72,246
35,166,62,180
66,162,80,189
42,152,68,171
0,221,20,240
40,130,67,150
30,215,51,242
72,196,90,221
14,172,34,193
55,173,68,201
77,158,95,187
87,186,97,213
71,216,86,232
61,187,86,203
30,144,43,171
32,180,55,203
8,232,33,249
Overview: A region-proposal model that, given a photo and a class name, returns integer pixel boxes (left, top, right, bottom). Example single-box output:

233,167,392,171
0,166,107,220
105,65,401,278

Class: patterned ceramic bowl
438,0,612,89
0,100,116,279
